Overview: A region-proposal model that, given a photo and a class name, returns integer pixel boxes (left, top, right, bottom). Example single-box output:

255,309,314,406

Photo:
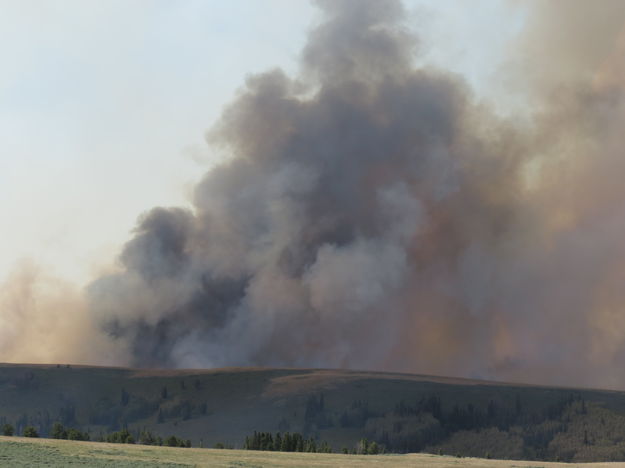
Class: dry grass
3,436,625,468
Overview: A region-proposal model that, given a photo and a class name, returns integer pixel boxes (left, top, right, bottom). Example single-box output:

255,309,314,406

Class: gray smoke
84,0,625,388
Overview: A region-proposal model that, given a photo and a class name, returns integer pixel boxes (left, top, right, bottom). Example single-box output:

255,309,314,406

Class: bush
51,422,67,439
23,426,39,438
2,423,14,436
139,430,158,445
165,435,191,448
67,428,89,441
105,428,134,444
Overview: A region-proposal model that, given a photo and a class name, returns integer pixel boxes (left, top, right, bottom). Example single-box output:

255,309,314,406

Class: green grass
0,437,184,467
0,436,623,468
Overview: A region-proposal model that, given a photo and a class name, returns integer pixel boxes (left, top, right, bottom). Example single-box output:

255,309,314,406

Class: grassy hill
0,436,622,468
3,364,625,462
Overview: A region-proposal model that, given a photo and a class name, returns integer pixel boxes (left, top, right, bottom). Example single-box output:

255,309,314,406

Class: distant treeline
242,431,384,455
373,392,585,456
1,422,190,448
280,391,595,461
243,431,333,453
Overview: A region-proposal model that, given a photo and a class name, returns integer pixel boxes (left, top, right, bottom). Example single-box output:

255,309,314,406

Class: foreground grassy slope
4,364,625,461
2,436,624,468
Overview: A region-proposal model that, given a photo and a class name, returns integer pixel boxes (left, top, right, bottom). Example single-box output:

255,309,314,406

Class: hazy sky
6,0,625,388
0,0,521,286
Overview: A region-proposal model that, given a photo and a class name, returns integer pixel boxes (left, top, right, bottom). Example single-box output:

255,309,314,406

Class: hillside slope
2,364,625,462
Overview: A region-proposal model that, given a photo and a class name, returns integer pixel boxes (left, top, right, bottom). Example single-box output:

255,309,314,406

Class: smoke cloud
4,0,625,388
0,261,122,365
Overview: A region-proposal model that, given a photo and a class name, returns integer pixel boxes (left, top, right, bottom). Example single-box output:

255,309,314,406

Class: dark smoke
83,0,625,388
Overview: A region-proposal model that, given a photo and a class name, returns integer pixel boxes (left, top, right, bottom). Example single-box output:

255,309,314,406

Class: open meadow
3,436,625,468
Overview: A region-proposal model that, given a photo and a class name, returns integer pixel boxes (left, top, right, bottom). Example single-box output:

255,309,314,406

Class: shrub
165,435,191,448
23,426,39,438
67,428,89,441
51,422,67,439
105,428,134,444
139,430,157,445
2,424,14,436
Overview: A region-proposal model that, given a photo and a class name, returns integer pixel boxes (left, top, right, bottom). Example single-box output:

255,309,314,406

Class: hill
3,364,625,462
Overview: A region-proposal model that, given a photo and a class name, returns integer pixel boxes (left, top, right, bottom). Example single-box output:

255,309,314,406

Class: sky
0,0,520,286
8,0,625,389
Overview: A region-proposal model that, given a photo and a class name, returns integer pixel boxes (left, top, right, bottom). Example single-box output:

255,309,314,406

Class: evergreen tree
280,433,290,452
139,430,157,445
67,428,89,441
358,438,369,454
368,441,379,455
23,426,39,438
51,422,67,439
2,423,14,436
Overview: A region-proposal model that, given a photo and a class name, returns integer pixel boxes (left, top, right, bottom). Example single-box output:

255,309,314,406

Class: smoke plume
4,0,625,388
0,262,121,365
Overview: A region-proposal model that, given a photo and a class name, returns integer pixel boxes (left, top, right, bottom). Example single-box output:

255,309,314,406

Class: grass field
2,436,625,468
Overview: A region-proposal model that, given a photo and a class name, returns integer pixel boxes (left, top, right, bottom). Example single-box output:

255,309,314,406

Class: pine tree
51,422,67,439
368,441,379,455
2,424,14,436
281,433,290,452
358,438,369,455
23,426,39,438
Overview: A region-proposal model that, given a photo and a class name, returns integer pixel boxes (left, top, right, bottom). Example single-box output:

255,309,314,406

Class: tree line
243,431,332,453
242,431,385,455
1,421,190,448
